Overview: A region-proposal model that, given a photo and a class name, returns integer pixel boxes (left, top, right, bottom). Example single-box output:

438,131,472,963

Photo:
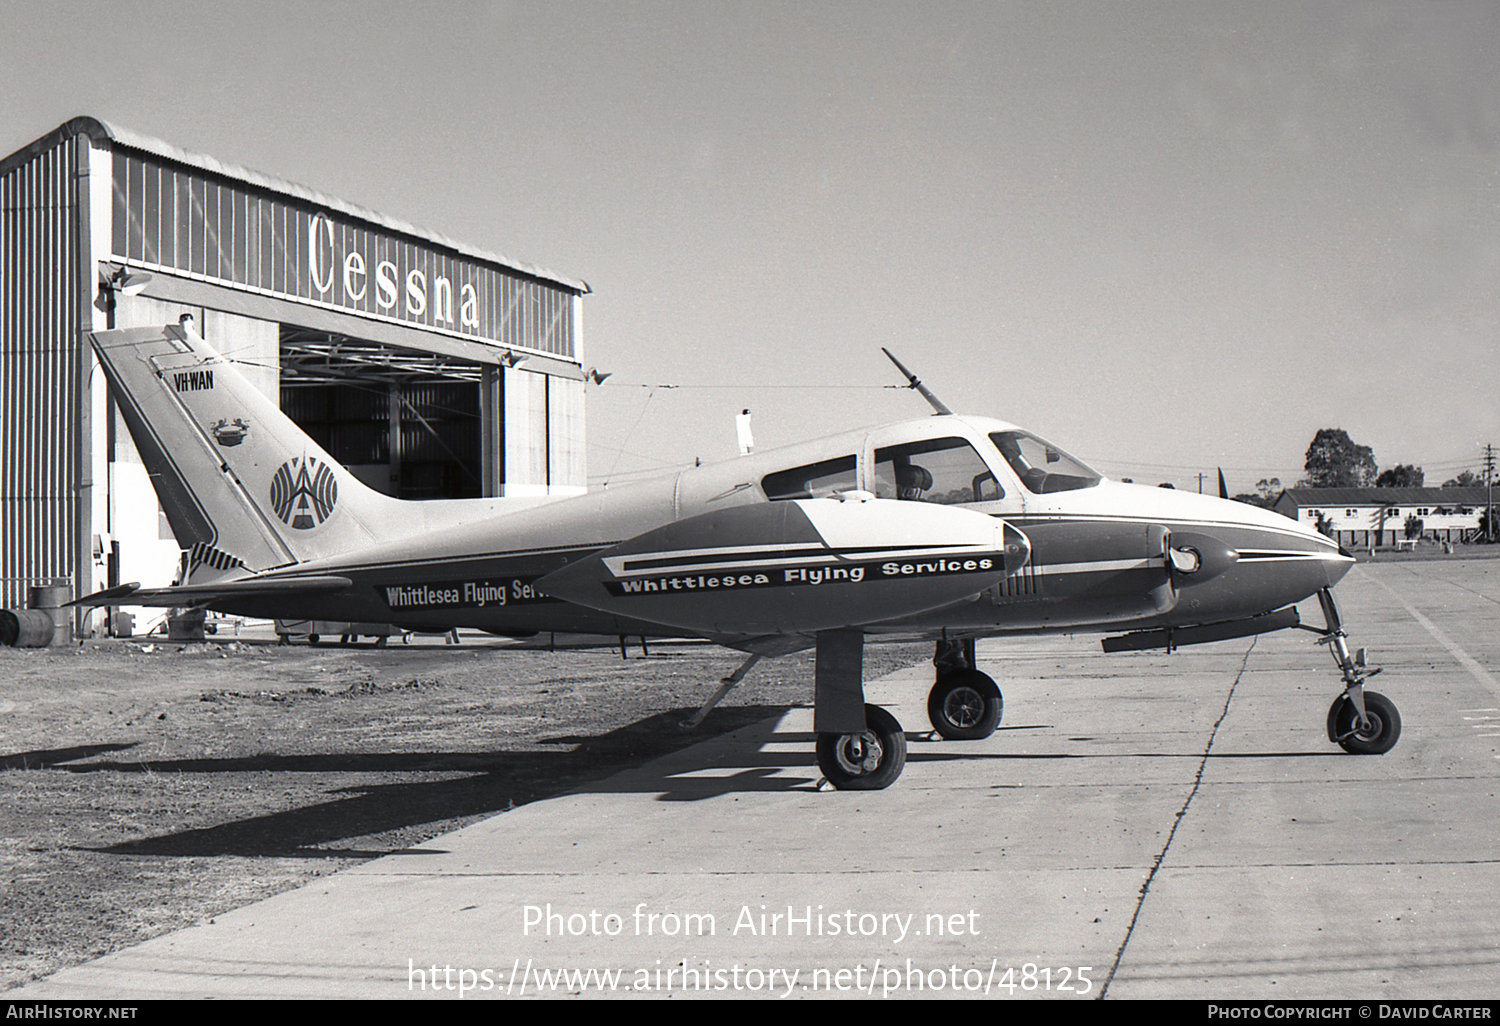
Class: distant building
1273,488,1491,547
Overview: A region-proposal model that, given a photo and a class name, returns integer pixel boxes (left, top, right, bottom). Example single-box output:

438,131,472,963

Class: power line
599,382,901,391
600,386,661,489
1093,450,1490,478
1093,459,1299,473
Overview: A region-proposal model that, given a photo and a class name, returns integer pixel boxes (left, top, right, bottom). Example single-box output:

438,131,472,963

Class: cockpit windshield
989,431,1102,494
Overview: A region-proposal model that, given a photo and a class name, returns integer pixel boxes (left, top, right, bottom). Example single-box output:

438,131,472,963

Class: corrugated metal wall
549,376,587,491
0,135,81,609
112,152,578,358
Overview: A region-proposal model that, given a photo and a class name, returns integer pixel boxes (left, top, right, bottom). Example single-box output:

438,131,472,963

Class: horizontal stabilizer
70,575,354,608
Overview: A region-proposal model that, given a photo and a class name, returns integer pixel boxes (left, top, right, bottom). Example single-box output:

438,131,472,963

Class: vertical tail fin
93,322,398,577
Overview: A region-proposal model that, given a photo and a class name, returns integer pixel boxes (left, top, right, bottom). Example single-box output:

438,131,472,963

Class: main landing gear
816,704,908,790
1305,587,1401,755
812,630,908,790
926,637,1003,740
681,634,909,790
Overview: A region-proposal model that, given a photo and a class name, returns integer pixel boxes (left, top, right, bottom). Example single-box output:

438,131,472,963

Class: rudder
92,322,398,578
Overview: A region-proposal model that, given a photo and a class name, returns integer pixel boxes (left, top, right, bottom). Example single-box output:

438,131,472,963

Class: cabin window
873,437,1003,504
761,455,857,500
989,431,1101,494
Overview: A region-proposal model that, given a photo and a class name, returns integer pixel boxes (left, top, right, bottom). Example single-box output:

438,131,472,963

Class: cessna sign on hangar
306,213,483,330
105,146,581,359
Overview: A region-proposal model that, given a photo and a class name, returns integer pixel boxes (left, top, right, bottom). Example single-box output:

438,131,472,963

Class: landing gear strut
927,637,1003,740
1309,588,1401,755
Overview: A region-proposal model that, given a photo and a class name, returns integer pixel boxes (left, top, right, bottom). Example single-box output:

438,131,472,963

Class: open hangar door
274,326,502,642
278,326,498,501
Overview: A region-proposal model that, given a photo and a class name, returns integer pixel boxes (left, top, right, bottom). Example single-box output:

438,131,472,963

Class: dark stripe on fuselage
617,542,975,573
1004,512,1339,552
292,543,611,578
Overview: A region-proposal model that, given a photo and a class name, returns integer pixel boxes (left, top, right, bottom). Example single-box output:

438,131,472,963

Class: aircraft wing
537,495,1029,636
69,576,355,608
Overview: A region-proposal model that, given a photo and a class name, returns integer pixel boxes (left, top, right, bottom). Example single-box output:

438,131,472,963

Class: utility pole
1485,444,1496,543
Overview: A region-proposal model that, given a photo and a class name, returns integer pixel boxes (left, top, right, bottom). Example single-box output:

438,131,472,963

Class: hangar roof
1,116,589,295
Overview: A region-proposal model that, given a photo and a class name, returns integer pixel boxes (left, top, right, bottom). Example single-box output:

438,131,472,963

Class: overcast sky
3,1,1496,491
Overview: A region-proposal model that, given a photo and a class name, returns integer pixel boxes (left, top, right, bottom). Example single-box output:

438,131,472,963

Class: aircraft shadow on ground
0,743,140,770
7,710,1345,858
14,706,792,859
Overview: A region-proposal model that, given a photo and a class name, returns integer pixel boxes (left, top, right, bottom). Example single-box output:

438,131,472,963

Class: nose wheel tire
1327,690,1401,755
817,704,908,790
927,670,1003,740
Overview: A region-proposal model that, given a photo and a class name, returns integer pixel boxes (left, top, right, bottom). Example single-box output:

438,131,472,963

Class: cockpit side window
761,455,857,500
989,431,1101,494
873,437,1003,504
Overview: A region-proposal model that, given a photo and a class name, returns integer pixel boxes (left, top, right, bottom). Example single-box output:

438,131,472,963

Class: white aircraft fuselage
57,322,1390,790
221,414,1351,650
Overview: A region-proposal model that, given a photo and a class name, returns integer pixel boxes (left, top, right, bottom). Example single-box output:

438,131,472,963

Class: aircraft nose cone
1325,546,1357,588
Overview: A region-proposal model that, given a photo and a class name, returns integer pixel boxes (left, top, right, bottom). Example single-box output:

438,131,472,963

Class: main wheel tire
816,704,908,790
1328,690,1401,755
928,670,1003,740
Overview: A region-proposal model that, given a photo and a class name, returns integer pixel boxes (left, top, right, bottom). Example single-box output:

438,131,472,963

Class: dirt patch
0,635,925,990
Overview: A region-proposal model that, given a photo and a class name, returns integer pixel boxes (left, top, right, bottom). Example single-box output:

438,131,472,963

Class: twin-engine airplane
64,322,1399,789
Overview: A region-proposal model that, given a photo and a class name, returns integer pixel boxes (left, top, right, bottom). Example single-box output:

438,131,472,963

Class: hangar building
1,117,589,627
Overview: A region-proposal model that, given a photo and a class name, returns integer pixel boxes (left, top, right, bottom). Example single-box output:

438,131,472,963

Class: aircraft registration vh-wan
50,321,1399,789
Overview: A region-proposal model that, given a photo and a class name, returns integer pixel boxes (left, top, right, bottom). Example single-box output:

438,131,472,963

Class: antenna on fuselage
881,348,953,416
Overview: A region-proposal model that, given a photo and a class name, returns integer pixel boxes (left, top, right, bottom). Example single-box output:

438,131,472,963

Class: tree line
1230,428,1484,508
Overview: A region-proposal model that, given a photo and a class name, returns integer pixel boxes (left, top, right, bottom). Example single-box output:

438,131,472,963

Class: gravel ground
0,632,926,991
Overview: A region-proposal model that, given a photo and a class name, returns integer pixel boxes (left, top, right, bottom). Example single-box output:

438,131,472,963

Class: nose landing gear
1310,588,1401,755
1327,688,1401,755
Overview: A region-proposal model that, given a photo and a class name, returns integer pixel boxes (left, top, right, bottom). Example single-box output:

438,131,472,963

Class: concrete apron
15,561,1500,999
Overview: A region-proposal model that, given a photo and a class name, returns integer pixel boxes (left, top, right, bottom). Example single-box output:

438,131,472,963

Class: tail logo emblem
211,419,249,447
270,456,338,530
